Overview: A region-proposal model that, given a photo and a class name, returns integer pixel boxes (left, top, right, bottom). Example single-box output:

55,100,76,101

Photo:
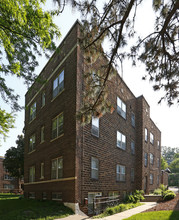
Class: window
150,132,154,144
108,191,119,199
157,158,160,168
3,184,14,189
41,91,45,107
131,168,134,182
41,126,45,143
88,192,102,214
157,141,160,150
117,131,126,150
29,192,35,199
131,141,135,155
116,164,125,181
53,70,64,98
117,97,126,119
145,128,148,142
150,174,153,184
29,102,36,122
91,117,99,137
150,153,154,165
29,166,35,183
144,153,148,167
51,157,63,179
91,157,99,179
52,192,62,201
131,113,135,127
40,163,44,179
42,192,47,200
52,113,63,139
4,174,13,180
29,134,35,152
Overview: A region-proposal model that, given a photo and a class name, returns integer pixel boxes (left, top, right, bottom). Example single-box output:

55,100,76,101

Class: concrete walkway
56,202,157,220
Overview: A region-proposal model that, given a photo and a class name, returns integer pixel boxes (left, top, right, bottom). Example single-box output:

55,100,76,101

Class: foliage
3,135,24,179
174,153,179,160
163,191,176,201
0,194,73,220
0,109,15,143
161,156,169,170
123,210,179,220
169,173,179,186
162,147,179,163
169,158,179,173
55,0,179,122
153,188,162,195
0,0,61,140
93,202,142,218
126,190,144,203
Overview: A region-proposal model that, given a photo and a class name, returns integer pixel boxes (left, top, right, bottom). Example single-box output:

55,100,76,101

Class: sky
0,1,178,156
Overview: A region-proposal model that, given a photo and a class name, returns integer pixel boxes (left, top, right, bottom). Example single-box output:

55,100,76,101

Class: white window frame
116,164,125,181
29,102,36,122
53,70,64,98
91,157,99,179
117,97,126,119
117,131,126,150
52,113,63,139
51,157,63,179
29,166,35,183
29,134,35,152
91,117,99,137
150,132,154,144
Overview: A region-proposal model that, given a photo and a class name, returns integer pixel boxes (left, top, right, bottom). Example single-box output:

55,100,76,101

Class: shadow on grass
0,198,74,220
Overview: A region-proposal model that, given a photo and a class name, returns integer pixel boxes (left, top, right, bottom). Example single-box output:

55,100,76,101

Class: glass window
150,153,154,165
131,141,135,155
150,174,153,184
117,97,126,119
41,126,45,143
52,113,63,139
117,131,126,150
131,113,135,127
53,70,64,98
52,192,62,201
40,163,44,179
91,157,99,179
41,91,45,107
144,153,148,167
91,117,99,137
116,164,125,181
131,168,134,182
51,157,63,179
29,192,35,199
3,184,14,189
29,102,36,122
42,192,47,200
108,191,119,199
157,141,160,150
29,134,35,152
157,158,160,168
150,132,154,144
88,192,102,214
145,128,148,142
29,166,35,183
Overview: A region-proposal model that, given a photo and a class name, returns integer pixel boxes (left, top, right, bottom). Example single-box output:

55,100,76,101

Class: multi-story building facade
0,156,22,193
24,21,161,214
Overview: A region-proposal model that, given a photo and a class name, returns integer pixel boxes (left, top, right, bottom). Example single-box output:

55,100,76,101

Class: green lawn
0,193,74,220
123,210,179,220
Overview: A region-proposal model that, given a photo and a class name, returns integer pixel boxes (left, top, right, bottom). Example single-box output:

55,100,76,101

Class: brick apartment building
24,21,161,214
0,156,22,193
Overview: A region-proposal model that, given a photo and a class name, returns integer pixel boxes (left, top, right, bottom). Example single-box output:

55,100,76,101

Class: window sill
50,133,64,142
29,117,36,124
40,141,45,144
116,146,126,151
51,89,65,103
28,149,36,155
40,177,44,180
91,133,99,138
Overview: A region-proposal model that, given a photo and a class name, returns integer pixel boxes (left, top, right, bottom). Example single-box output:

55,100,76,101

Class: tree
0,0,61,139
174,153,179,160
169,158,179,173
161,156,168,170
55,0,179,122
3,135,24,179
162,146,179,163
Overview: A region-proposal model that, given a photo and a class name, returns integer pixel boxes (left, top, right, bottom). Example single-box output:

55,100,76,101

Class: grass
0,193,74,220
123,210,179,220
93,202,143,218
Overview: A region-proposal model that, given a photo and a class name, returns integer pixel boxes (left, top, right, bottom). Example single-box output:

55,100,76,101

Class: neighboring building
24,21,161,214
0,156,22,193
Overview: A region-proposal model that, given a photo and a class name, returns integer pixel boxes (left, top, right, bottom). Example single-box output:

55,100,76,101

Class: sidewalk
57,202,157,220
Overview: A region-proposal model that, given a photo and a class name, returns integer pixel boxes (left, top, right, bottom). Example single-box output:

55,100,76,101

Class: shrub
163,192,176,201
126,190,144,203
153,188,162,195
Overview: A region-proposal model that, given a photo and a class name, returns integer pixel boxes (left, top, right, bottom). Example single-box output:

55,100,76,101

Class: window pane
51,160,57,179
58,114,63,136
